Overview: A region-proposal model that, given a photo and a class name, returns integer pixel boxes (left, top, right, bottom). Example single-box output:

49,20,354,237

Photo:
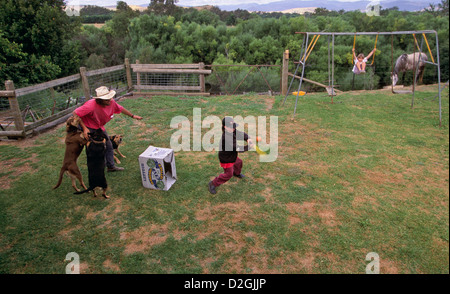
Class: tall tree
0,30,27,84
0,0,80,84
111,1,140,38
148,0,180,15
0,0,75,57
439,0,449,16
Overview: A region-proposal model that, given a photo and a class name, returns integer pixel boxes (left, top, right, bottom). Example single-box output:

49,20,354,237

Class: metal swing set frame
284,30,443,126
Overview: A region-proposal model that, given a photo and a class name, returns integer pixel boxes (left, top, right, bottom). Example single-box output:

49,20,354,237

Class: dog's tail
53,167,66,190
74,187,93,195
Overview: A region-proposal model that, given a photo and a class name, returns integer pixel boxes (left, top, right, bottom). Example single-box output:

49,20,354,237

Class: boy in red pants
208,117,254,194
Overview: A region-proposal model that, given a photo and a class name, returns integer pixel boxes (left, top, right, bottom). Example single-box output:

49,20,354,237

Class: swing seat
392,89,413,94
390,84,413,94
326,87,337,96
291,91,306,96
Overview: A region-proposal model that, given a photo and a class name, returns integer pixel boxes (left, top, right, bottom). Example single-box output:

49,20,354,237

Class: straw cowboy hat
94,86,116,100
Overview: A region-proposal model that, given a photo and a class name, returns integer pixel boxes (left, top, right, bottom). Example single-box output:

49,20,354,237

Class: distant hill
85,0,442,14
103,5,147,12
207,0,441,12
279,7,317,14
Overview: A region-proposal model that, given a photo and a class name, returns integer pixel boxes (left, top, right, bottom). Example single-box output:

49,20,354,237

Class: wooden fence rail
0,62,131,139
0,59,216,139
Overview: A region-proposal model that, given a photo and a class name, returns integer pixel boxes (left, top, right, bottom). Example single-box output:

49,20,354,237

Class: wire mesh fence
136,72,200,87
130,63,209,95
1,61,284,138
14,76,84,124
133,72,201,92
0,94,9,110
86,65,128,97
0,64,130,137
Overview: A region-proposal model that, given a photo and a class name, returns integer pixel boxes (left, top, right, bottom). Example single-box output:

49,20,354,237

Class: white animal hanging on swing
391,52,427,86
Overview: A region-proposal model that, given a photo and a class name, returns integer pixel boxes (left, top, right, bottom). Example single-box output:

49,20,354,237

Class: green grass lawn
0,85,448,274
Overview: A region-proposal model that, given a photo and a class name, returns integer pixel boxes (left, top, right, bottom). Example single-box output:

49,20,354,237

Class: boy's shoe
234,174,246,179
108,166,124,172
208,181,217,194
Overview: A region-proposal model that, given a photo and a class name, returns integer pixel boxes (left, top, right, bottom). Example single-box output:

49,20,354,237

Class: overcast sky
67,0,363,7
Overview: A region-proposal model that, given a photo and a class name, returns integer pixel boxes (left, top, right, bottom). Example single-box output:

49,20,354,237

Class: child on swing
352,48,376,74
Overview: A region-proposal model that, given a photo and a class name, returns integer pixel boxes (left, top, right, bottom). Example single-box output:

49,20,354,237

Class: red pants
212,157,242,187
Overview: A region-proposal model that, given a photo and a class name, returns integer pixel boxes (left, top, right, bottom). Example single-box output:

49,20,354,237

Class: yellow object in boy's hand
255,145,267,155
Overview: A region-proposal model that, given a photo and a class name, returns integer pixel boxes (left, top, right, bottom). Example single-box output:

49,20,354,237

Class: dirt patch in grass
317,208,340,227
193,198,343,273
0,153,39,190
286,201,315,215
352,194,379,210
362,168,404,186
76,262,89,274
293,251,316,273
381,259,400,274
0,124,62,190
264,96,275,111
287,200,340,231
220,230,270,274
195,202,257,225
120,223,170,255
58,224,82,240
86,198,129,226
261,187,274,203
287,201,340,227
58,198,130,241
103,258,120,272
195,202,278,273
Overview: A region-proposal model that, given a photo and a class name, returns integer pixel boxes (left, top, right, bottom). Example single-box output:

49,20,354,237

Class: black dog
74,129,109,199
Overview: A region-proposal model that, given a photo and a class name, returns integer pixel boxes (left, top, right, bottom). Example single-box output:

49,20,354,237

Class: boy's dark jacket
218,129,249,163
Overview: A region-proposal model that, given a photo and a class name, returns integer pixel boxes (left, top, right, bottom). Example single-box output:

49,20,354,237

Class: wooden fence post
125,58,133,91
199,62,205,93
281,50,289,96
79,67,91,100
136,60,140,91
5,80,25,136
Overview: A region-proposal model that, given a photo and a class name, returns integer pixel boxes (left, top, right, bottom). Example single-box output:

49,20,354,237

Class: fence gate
131,62,211,96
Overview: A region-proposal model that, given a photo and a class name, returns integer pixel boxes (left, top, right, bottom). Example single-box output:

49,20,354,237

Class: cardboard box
138,146,177,191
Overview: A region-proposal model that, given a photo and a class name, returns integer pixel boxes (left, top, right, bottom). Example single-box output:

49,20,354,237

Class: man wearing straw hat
73,86,143,172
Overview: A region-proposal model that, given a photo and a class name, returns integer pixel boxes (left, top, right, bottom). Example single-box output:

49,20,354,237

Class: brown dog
53,115,88,192
110,135,126,164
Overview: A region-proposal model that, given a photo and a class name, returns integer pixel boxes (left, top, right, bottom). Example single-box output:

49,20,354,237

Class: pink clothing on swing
352,57,368,74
